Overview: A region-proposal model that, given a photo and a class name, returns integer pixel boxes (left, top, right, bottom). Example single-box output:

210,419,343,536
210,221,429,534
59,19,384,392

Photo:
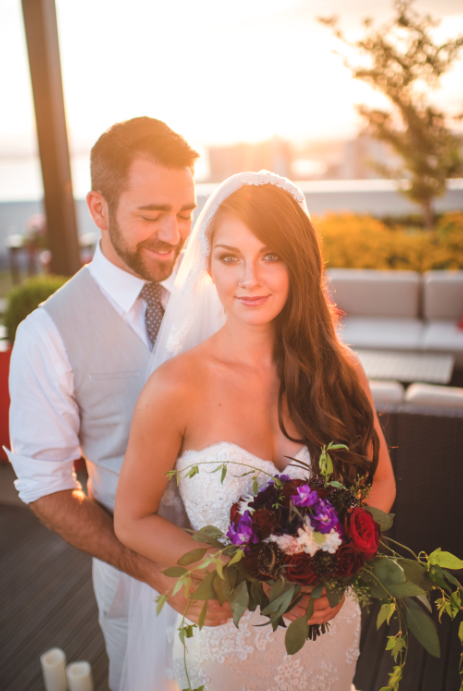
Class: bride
114,171,396,690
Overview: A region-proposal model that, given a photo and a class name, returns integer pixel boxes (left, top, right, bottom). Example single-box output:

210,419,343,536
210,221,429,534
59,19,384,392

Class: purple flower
291,484,319,508
310,500,339,534
226,511,259,546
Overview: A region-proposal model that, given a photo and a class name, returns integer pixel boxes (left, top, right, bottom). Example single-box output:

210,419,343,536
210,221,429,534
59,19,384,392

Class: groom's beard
108,214,185,283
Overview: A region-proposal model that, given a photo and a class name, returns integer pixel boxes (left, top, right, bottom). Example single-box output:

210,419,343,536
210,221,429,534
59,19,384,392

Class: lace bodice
176,441,311,533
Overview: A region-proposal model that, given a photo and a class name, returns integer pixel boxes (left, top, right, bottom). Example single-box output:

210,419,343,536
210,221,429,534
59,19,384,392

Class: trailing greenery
4,274,68,342
319,0,463,228
318,211,463,273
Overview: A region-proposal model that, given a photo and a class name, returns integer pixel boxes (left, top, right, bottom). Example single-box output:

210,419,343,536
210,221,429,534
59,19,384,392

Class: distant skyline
1,0,463,156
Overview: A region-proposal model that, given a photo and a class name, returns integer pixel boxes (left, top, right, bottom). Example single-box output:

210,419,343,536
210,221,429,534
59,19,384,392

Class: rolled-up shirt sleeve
6,308,82,504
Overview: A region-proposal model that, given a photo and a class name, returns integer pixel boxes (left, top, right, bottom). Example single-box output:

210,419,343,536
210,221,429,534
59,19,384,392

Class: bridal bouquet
157,443,463,691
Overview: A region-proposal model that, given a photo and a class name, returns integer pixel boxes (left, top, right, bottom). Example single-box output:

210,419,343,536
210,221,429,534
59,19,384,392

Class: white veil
146,170,310,379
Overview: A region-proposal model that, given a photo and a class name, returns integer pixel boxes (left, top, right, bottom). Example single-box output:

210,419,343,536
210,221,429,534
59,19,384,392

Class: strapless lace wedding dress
173,442,361,691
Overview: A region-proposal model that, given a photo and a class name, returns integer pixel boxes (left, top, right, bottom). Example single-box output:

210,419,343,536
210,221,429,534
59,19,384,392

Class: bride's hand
284,587,345,625
167,549,233,626
167,579,233,626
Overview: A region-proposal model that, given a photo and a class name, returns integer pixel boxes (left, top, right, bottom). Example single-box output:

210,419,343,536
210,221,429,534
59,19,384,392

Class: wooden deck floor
0,504,109,691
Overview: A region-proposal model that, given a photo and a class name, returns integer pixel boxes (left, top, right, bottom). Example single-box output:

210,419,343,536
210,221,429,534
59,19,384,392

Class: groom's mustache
138,239,181,253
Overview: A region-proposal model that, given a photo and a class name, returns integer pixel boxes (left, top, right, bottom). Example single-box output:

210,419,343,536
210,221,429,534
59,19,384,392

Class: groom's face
106,157,196,282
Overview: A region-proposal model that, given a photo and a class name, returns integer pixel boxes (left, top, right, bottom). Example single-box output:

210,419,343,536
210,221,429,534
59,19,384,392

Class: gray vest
42,267,188,525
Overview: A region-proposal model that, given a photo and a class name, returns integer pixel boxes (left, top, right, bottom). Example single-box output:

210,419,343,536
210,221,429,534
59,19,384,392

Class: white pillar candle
66,661,94,691
40,648,68,691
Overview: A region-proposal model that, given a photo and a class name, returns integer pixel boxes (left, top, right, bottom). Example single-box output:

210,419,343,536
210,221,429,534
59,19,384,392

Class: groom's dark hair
90,117,199,211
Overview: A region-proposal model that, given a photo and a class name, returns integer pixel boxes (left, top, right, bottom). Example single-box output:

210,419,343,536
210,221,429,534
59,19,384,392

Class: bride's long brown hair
209,184,379,485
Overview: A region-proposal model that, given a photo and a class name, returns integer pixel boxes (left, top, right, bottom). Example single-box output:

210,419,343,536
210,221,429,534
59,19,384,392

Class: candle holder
40,648,68,691
66,661,94,691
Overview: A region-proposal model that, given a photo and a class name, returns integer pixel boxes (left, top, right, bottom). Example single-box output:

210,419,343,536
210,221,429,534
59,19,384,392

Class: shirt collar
89,243,174,315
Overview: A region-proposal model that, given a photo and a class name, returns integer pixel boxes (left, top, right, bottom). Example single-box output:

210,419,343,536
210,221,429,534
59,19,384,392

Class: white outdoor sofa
327,269,463,367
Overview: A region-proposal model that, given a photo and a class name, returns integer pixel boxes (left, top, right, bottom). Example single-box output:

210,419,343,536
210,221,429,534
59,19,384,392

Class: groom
7,117,232,690
8,116,342,690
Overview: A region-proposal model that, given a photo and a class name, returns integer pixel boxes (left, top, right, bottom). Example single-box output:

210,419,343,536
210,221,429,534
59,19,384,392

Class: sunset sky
1,0,463,156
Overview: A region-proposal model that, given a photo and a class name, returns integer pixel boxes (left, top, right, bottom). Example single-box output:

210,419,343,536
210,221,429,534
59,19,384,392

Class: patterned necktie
140,282,165,349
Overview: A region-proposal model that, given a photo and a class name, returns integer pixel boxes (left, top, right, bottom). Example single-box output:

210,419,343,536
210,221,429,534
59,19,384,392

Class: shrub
316,211,463,273
4,274,68,342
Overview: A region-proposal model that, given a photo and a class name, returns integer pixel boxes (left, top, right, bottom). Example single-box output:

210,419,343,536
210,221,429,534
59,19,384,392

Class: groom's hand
284,589,345,625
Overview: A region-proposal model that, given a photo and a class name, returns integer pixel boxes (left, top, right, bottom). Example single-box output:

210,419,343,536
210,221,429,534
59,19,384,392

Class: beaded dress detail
173,442,361,691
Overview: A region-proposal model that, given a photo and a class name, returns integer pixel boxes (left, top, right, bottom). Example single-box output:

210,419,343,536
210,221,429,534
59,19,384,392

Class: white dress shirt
7,244,174,504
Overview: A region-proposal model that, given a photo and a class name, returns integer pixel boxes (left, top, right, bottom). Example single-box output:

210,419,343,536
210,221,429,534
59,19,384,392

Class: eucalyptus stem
181,596,193,691
168,460,279,481
380,539,401,559
382,537,421,562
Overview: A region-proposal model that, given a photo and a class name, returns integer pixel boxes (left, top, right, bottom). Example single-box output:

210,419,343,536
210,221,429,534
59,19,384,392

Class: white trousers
92,558,178,691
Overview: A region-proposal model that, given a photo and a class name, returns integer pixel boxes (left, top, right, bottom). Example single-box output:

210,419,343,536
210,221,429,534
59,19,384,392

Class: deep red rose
230,502,241,525
335,543,364,577
284,553,319,586
345,507,380,560
252,509,278,539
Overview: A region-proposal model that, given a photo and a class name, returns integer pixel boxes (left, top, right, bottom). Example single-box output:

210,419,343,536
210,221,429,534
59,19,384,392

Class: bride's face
210,213,290,326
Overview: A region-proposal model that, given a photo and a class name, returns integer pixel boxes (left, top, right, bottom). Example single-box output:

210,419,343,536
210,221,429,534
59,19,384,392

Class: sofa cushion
422,320,463,367
337,317,424,350
369,380,405,406
326,269,420,318
405,383,463,409
423,271,463,320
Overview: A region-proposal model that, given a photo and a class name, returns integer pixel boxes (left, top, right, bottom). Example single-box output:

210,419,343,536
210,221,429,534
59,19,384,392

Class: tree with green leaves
319,0,463,228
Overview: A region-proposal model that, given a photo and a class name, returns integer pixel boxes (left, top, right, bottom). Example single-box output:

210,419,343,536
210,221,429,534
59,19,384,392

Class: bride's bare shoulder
141,341,213,404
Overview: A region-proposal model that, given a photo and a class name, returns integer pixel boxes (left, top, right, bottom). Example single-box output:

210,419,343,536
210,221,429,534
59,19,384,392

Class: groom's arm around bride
7,117,231,690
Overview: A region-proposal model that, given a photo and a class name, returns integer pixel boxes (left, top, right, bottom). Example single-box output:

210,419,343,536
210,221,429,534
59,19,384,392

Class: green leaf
178,548,208,566
285,616,309,655
328,481,345,488
269,579,286,602
220,465,227,484
458,621,463,643
192,571,216,601
377,603,395,630
441,568,462,589
213,570,231,606
230,580,249,628
416,593,432,613
388,664,403,685
365,506,394,532
198,600,208,631
162,566,188,578
305,596,315,621
200,525,225,538
186,465,199,479
253,477,259,495
328,443,349,451
228,548,244,566
428,565,452,593
406,599,441,658
326,586,345,608
325,453,334,476
359,569,389,598
387,581,425,598
397,559,434,591
262,585,294,615
429,549,463,570
373,559,406,585
155,594,167,616
311,584,324,599
272,586,297,622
